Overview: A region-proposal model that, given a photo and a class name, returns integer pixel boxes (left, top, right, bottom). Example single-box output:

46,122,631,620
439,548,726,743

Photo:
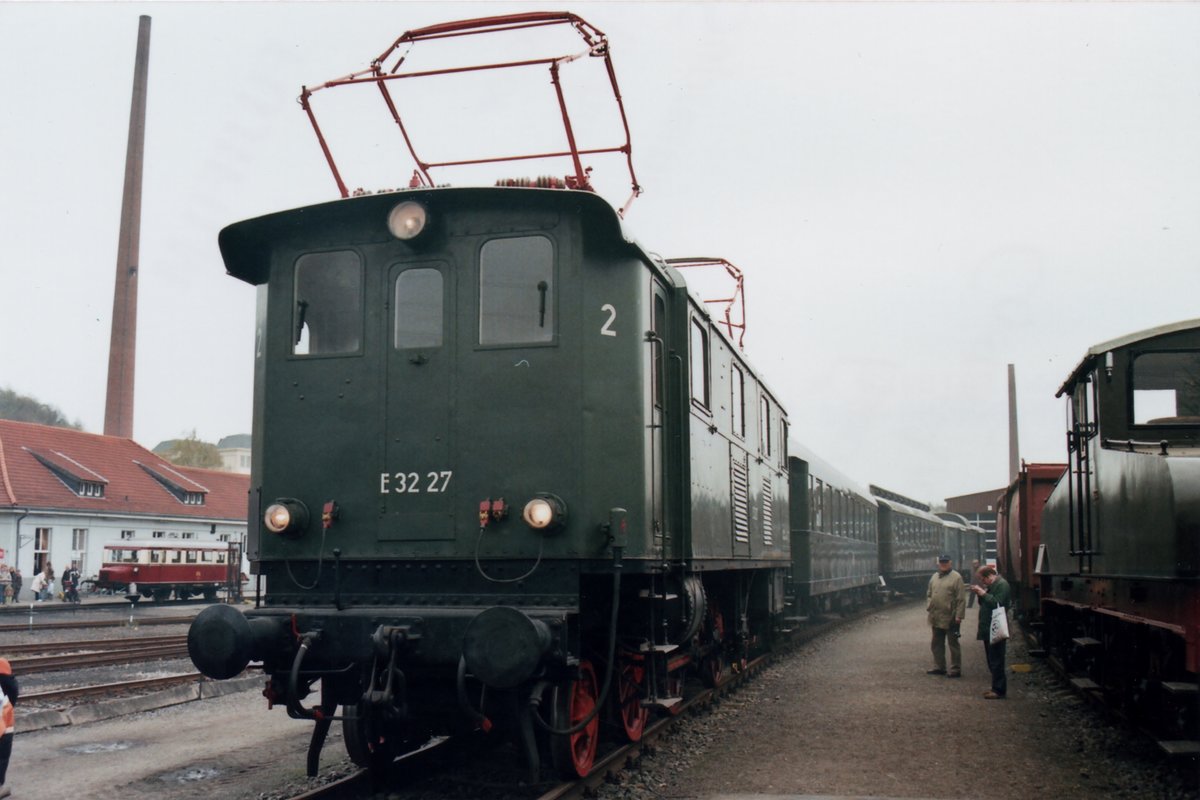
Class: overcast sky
2,2,1197,505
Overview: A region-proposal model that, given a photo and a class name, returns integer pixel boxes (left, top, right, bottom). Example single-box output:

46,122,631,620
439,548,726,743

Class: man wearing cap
926,554,966,678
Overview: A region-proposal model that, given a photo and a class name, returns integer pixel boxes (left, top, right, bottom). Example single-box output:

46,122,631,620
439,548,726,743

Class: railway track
0,615,194,633
21,672,205,704
8,635,190,673
3,633,187,656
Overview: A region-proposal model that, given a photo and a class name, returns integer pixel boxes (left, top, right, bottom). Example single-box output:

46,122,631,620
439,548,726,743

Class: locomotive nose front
188,604,283,679
462,606,553,688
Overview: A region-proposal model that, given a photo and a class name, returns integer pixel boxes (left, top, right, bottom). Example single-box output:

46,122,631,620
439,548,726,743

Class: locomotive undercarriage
189,561,783,780
1039,588,1199,745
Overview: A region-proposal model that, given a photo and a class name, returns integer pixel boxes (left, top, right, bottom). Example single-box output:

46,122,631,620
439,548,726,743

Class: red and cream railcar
97,541,241,601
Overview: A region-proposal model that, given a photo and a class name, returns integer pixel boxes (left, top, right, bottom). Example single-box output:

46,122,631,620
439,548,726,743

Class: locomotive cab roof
218,186,638,287
1056,317,1200,397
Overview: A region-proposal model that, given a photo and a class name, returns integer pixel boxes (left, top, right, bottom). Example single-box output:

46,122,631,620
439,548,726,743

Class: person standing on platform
970,565,1012,699
926,554,967,678
0,656,17,798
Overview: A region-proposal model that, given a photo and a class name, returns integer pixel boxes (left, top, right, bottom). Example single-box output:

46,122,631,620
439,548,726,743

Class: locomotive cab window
479,235,554,345
394,267,444,349
690,319,710,408
1131,350,1200,425
293,251,363,356
731,363,746,437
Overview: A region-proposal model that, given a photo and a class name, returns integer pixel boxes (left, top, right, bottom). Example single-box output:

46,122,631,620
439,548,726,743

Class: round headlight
522,493,566,532
387,201,428,240
264,504,292,533
264,499,309,536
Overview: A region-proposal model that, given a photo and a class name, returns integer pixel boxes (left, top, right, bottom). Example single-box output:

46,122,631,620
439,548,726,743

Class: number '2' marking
600,304,617,337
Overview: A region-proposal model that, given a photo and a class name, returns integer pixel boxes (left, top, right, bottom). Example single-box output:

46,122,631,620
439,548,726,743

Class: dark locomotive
1032,319,1200,747
186,12,984,781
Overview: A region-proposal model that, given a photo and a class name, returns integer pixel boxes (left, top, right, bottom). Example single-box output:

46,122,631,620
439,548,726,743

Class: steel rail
9,643,190,673
3,634,187,656
21,672,204,703
0,615,194,633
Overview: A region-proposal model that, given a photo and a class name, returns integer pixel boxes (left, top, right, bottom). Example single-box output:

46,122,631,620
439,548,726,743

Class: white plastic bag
989,604,1010,644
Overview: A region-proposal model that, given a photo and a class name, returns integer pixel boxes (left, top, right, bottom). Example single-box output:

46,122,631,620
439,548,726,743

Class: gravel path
593,599,1198,800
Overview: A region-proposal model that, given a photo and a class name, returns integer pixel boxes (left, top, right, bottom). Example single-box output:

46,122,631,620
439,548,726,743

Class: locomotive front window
293,251,363,356
479,236,554,345
1132,351,1200,424
394,267,444,348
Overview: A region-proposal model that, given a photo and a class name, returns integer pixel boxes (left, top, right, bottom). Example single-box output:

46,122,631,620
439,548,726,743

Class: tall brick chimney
104,15,151,439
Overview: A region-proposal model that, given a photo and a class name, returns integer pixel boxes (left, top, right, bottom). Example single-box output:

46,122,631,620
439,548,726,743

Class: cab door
650,282,669,558
382,261,456,541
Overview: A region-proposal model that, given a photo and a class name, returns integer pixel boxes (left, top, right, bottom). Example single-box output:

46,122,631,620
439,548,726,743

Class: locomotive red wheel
342,701,393,776
699,606,726,689
550,659,600,778
615,658,648,742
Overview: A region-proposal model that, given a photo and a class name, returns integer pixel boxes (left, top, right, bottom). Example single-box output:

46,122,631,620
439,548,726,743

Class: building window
34,527,51,574
72,528,88,555
293,250,363,356
181,532,195,540
218,533,232,542
479,236,555,345
152,531,165,539
120,530,135,540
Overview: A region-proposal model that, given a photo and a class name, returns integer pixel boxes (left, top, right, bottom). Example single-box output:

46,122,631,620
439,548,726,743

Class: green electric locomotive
188,181,791,778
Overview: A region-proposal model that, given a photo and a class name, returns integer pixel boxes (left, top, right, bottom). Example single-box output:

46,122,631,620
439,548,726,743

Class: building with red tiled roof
0,419,248,594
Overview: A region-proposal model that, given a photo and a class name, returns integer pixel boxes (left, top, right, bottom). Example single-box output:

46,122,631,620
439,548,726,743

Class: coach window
759,396,772,457
690,319,710,408
293,251,363,356
394,267,443,348
731,363,746,437
479,235,554,345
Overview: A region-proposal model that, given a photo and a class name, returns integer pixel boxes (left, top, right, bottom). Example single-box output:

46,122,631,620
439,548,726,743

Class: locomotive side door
381,261,457,541
650,282,669,558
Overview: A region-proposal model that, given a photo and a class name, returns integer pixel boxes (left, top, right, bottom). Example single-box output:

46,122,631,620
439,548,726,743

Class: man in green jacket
970,565,1012,699
926,555,967,677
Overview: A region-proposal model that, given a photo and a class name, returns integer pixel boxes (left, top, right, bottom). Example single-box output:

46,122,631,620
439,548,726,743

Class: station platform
630,599,1197,800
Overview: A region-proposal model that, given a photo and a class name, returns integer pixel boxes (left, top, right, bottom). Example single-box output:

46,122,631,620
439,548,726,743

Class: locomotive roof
1056,317,1200,397
219,186,635,287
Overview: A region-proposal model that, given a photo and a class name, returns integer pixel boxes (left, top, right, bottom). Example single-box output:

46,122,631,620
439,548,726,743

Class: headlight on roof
387,200,428,240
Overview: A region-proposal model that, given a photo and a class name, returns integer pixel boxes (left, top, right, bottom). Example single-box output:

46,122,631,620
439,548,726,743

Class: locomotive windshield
394,267,444,348
293,251,363,356
1131,350,1200,425
478,235,554,345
